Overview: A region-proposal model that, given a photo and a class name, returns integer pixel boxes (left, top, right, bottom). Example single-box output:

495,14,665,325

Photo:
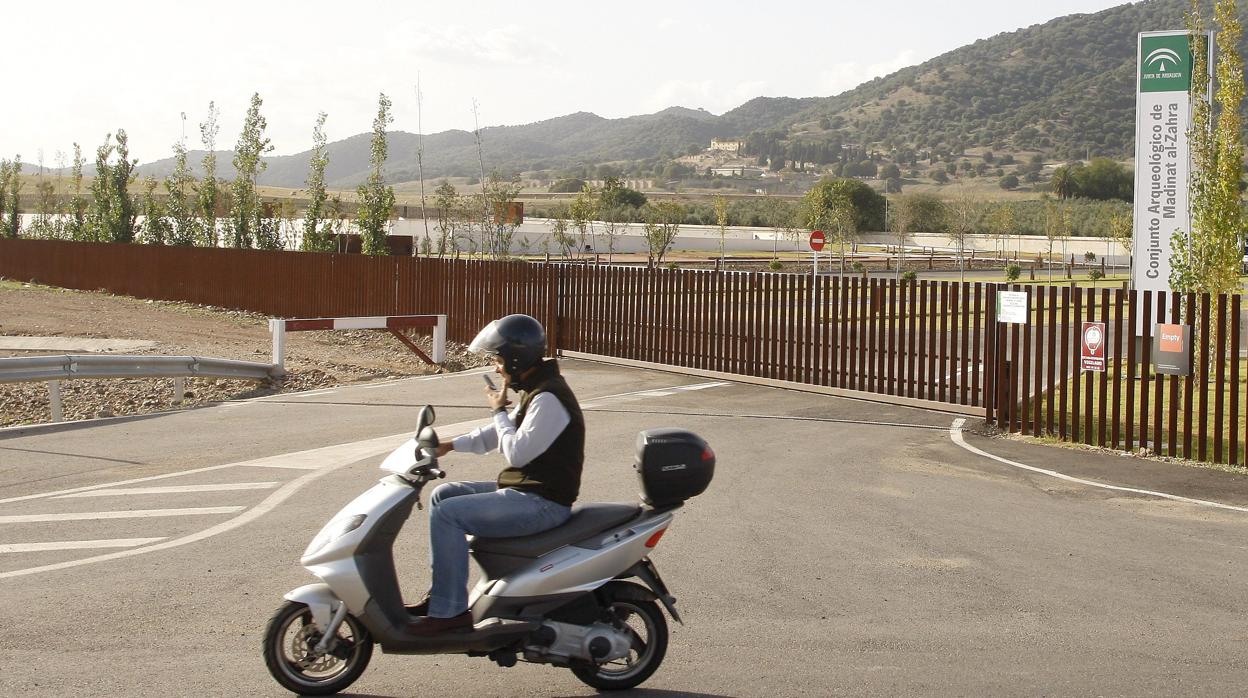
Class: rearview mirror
415,405,436,435
417,426,439,448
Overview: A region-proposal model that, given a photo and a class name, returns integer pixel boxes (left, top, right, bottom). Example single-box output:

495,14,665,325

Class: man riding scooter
408,314,586,635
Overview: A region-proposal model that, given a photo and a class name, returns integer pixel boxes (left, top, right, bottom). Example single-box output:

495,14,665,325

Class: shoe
406,611,473,636
405,591,432,617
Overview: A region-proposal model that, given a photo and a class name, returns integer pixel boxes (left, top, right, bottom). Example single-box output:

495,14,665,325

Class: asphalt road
3,359,1248,697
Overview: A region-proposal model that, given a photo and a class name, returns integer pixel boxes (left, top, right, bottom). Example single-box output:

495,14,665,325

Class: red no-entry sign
809,230,826,251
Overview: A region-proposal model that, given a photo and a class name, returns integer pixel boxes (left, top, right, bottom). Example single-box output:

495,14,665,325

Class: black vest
496,359,585,506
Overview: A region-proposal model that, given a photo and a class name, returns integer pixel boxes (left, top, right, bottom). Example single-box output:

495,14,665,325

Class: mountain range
130,0,1238,189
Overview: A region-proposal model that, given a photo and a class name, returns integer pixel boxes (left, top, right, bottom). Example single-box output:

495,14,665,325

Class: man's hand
486,376,512,412
435,442,454,457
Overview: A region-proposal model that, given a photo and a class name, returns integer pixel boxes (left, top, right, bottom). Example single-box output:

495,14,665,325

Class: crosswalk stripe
0,538,165,553
0,507,244,524
677,381,731,390
54,483,279,499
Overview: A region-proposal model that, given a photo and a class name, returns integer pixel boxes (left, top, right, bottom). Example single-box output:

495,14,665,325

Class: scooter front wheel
263,600,373,696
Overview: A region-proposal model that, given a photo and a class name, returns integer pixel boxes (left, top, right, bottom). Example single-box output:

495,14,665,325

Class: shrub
1088,269,1105,281
768,259,783,272
1006,264,1022,281
1084,250,1097,262
902,270,918,281
851,261,865,273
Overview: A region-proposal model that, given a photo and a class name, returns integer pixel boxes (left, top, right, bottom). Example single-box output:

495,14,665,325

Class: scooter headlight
304,514,367,557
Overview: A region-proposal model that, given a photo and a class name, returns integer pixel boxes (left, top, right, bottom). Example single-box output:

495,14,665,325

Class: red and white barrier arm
268,315,447,373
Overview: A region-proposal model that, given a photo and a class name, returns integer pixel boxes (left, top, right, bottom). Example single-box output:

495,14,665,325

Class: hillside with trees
125,0,1241,188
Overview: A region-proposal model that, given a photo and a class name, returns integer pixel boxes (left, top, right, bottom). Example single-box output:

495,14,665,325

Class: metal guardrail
0,354,277,384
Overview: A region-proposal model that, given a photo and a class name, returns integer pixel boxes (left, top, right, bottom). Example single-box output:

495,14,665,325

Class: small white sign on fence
997,291,1028,324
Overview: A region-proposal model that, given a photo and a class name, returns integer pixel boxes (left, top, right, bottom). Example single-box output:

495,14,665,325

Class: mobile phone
482,373,497,391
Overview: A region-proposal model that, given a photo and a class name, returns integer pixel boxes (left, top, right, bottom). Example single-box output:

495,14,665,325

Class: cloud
818,50,919,95
406,24,563,67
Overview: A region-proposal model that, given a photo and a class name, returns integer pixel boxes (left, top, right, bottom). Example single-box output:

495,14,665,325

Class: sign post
809,230,826,276
1081,322,1107,372
1131,30,1209,330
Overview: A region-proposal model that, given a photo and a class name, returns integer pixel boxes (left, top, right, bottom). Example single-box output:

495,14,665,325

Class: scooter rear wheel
570,583,669,691
263,600,373,696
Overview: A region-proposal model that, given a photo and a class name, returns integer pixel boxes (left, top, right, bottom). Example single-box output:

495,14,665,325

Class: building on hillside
710,138,744,153
711,166,764,177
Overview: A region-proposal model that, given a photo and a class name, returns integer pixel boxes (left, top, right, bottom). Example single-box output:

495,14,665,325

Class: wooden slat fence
3,239,1244,467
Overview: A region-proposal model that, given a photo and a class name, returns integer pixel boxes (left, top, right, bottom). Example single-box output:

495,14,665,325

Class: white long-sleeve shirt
451,392,571,468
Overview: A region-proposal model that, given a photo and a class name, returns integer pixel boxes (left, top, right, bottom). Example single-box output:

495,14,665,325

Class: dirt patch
0,280,489,427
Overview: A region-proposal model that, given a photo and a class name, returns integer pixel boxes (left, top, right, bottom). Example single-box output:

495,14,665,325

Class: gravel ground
0,280,489,427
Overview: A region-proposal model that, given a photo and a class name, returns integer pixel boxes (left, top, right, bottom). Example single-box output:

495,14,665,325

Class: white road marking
634,391,676,397
0,538,165,553
0,418,489,580
590,381,730,402
0,507,244,524
676,381,731,391
54,482,279,499
0,463,246,505
239,461,324,471
0,380,727,579
949,418,1248,514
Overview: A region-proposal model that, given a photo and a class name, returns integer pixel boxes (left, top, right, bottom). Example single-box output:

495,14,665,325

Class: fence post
172,376,186,405
269,319,287,375
432,315,447,364
47,380,63,422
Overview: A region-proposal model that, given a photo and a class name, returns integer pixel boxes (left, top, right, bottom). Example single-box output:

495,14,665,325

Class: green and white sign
1131,30,1209,301
1140,33,1192,92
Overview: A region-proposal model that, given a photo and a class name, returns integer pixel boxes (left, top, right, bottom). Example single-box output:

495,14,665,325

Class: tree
546,201,576,258
229,93,274,248
1171,0,1245,299
198,102,221,247
483,172,522,258
433,181,460,258
569,184,599,257
999,173,1020,190
29,152,60,239
1051,165,1078,199
1072,158,1132,201
893,193,945,279
140,176,170,245
946,185,977,281
87,132,137,243
643,200,684,268
802,177,885,233
1043,199,1071,282
599,176,646,208
0,158,18,239
302,112,333,252
357,93,396,256
549,177,586,193
713,194,729,261
1108,211,1133,276
66,144,87,241
597,183,629,263
987,203,1016,259
165,134,198,246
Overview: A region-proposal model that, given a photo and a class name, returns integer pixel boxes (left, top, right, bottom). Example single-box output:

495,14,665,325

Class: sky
4,0,1135,167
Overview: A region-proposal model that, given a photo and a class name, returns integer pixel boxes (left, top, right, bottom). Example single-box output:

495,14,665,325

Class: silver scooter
263,405,715,695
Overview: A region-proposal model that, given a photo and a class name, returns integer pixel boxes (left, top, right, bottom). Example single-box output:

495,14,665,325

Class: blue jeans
426,480,571,618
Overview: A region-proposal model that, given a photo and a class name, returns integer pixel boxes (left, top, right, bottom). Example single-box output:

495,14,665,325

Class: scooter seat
471,503,641,558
